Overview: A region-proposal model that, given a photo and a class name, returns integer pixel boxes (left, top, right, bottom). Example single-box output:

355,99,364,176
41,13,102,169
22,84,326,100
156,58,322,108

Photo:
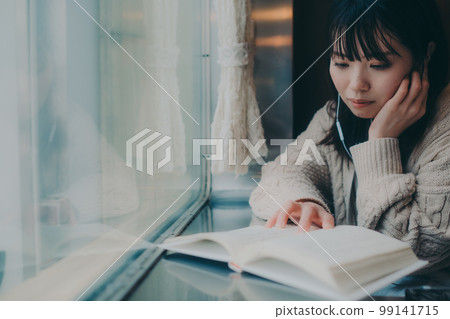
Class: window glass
0,0,205,300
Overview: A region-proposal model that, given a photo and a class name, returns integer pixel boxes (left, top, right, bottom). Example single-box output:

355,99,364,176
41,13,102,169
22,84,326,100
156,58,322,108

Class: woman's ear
425,41,436,64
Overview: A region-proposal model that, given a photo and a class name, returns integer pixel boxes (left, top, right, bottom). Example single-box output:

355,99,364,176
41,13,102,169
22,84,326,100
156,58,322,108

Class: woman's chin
347,107,378,119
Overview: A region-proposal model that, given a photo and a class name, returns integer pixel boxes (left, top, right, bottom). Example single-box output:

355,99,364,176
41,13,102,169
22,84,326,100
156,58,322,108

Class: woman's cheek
329,66,336,86
382,75,406,100
381,63,413,98
329,68,345,93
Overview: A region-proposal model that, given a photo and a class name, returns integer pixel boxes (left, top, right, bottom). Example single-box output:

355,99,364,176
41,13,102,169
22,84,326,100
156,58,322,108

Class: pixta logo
126,129,172,176
126,129,325,176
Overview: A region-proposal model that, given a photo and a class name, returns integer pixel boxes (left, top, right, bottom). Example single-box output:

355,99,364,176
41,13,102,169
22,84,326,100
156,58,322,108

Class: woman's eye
334,62,348,69
371,64,390,70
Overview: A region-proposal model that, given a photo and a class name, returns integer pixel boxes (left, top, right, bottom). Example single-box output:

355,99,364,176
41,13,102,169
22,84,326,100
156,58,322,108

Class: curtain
211,0,267,176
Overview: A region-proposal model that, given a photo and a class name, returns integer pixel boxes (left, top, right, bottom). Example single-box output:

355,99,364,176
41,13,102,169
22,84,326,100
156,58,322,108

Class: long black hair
321,0,449,163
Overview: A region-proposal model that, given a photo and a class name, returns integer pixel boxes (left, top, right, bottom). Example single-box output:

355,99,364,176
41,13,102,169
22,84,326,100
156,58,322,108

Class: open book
159,225,428,300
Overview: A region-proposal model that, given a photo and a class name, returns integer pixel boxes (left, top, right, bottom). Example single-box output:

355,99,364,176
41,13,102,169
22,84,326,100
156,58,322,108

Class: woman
249,0,450,272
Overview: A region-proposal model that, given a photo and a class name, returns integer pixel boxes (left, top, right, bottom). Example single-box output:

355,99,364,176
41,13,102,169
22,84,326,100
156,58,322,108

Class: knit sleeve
249,103,335,221
350,136,450,272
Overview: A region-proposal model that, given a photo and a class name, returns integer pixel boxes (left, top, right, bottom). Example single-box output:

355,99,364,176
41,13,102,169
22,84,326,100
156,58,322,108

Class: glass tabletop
127,197,450,301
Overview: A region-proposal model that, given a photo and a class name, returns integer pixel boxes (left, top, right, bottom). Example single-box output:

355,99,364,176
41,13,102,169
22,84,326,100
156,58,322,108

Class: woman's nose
349,71,370,92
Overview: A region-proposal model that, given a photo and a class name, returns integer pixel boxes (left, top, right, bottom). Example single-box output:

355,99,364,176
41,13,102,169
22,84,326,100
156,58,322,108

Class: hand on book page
266,200,334,232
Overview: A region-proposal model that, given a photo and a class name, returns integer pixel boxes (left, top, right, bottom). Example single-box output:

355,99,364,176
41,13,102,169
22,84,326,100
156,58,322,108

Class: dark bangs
329,7,401,63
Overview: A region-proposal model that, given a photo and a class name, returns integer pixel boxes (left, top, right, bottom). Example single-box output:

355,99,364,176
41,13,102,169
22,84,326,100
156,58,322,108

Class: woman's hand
368,63,429,140
265,200,335,232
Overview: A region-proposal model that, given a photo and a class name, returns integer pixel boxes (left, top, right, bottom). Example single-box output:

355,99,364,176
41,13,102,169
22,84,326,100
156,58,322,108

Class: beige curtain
211,0,267,176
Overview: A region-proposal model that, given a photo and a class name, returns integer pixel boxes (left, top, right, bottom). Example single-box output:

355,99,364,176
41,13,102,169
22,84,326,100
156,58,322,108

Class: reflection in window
0,0,206,300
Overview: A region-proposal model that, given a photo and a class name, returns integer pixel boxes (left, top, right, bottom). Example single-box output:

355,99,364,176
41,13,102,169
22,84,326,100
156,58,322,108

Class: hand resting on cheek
368,62,430,140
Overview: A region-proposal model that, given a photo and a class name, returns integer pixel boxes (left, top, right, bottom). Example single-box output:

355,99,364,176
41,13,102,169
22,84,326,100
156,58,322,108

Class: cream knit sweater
249,83,450,272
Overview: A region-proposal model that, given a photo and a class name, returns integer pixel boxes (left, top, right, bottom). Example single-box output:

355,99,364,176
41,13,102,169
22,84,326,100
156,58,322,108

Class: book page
239,225,412,267
207,226,298,251
237,225,418,290
160,226,297,263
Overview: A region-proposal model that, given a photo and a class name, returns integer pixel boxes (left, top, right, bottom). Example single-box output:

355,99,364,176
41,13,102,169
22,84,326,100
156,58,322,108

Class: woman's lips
349,99,374,108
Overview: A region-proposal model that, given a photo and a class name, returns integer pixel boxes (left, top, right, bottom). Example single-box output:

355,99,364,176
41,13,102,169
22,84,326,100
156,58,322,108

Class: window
0,0,209,300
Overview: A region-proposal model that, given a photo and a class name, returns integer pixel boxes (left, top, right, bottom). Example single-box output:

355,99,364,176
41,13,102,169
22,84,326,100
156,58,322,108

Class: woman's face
329,35,415,119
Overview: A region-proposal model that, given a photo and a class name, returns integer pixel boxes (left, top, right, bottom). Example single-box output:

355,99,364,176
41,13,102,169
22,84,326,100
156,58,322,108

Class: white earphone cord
336,94,353,159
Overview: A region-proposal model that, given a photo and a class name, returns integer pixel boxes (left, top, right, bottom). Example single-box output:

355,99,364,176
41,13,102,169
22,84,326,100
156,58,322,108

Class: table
127,198,450,301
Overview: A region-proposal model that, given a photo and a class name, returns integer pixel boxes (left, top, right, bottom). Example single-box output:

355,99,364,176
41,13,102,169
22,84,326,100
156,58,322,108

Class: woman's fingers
265,200,299,228
275,210,290,228
407,70,428,121
265,212,279,228
418,63,430,105
390,77,410,107
309,223,322,231
298,207,335,232
265,200,335,232
319,210,335,229
266,212,290,228
422,61,429,81
298,206,314,233
404,71,423,106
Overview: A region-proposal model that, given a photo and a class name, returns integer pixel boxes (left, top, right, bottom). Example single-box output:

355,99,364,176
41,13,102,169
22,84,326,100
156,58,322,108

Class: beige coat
249,83,450,272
